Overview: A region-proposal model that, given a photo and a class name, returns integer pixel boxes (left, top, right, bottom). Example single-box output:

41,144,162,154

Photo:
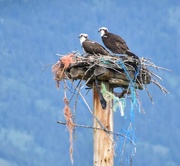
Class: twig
70,80,107,131
69,80,82,103
147,70,162,81
144,84,154,104
40,61,52,72
56,54,64,57
57,121,136,148
151,79,169,94
82,74,94,89
142,58,172,71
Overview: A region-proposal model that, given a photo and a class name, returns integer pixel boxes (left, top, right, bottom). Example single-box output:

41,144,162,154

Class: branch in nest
52,52,170,104
40,61,53,72
151,79,169,94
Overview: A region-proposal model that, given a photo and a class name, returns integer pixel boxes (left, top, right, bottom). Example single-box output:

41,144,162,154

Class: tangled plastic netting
52,52,169,165
116,59,140,164
101,83,126,116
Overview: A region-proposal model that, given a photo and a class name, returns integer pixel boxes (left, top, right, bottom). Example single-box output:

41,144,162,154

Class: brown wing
102,33,129,54
83,40,109,55
109,33,129,51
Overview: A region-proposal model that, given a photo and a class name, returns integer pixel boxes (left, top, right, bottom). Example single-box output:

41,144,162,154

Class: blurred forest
0,0,180,165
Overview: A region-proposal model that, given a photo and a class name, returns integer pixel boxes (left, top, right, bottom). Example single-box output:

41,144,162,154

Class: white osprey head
79,33,88,45
98,27,109,36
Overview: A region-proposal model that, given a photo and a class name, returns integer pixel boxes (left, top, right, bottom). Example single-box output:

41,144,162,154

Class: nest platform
52,52,155,91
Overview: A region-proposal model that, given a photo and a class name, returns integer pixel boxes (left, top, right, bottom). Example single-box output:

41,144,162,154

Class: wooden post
93,81,114,166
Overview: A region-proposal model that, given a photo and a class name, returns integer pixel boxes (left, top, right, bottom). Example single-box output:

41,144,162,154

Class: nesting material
52,52,168,94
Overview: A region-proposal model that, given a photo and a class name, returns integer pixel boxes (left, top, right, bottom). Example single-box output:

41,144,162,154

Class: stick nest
52,52,168,93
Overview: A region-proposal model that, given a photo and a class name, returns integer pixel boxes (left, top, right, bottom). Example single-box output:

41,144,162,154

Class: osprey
98,27,138,58
79,33,109,55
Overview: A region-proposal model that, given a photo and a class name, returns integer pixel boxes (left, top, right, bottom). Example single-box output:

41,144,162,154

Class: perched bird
98,27,138,58
79,33,109,55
